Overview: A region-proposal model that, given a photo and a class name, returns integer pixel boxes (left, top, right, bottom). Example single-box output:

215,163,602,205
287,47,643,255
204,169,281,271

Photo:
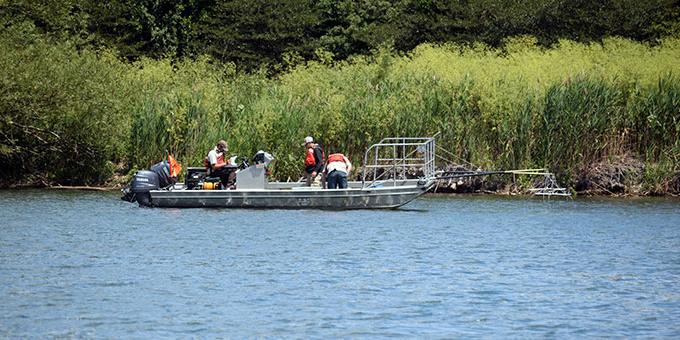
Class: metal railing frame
361,136,436,188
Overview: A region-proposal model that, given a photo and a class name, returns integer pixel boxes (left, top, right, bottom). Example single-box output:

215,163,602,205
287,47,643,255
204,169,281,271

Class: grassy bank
1,31,679,194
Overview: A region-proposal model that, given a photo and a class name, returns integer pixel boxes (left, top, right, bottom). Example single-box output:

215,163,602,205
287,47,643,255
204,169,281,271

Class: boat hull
147,183,429,209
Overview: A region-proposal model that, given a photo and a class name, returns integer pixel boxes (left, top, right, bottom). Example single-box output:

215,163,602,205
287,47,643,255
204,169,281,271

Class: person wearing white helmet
302,136,325,186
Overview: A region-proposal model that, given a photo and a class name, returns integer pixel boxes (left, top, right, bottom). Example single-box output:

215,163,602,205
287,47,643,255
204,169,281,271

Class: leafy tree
315,0,402,59
388,0,473,51
84,0,208,59
192,0,320,70
1,0,679,67
535,0,679,45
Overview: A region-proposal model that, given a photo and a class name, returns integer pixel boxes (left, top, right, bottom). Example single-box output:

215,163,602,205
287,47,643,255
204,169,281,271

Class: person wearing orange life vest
325,153,352,189
303,136,325,186
206,140,236,189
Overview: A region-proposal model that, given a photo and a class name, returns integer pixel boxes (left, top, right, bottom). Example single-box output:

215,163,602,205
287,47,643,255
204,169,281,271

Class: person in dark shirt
302,136,325,186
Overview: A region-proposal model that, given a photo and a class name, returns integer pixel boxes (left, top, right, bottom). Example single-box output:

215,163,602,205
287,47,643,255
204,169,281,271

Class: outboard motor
150,160,175,188
121,170,160,206
121,159,178,206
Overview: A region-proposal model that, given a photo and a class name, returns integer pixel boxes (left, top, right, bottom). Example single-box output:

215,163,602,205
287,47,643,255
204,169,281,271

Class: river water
1,189,679,338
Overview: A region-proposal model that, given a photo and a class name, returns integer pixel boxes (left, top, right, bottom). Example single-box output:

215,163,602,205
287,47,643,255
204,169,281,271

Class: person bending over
325,153,352,189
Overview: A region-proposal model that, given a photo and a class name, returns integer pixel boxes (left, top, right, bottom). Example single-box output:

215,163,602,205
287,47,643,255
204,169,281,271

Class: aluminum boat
122,137,436,209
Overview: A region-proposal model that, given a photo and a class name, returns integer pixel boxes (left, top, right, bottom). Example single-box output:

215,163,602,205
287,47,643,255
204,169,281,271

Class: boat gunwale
147,181,433,209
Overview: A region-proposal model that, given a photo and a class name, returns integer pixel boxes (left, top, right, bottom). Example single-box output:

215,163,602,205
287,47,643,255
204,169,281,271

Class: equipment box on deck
186,167,207,189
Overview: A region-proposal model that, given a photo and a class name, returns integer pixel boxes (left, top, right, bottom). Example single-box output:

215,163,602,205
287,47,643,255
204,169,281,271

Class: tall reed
2,31,679,190
121,36,680,186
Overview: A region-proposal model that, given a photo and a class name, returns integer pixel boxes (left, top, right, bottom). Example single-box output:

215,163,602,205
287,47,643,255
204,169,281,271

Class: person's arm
344,156,352,173
214,158,231,170
208,150,217,170
313,147,324,173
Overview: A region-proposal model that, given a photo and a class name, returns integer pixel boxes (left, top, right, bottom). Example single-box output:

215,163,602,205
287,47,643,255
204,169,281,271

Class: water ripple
1,190,679,337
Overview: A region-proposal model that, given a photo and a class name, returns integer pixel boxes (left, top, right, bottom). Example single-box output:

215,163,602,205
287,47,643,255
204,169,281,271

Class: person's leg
213,167,235,189
212,167,226,188
327,171,337,189
227,170,237,189
304,171,314,186
338,173,348,189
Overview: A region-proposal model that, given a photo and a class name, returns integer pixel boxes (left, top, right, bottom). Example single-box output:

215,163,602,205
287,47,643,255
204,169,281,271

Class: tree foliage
192,0,321,71
2,0,678,68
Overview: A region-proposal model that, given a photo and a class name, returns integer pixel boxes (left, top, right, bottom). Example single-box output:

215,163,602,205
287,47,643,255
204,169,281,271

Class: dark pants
212,166,237,188
326,170,348,189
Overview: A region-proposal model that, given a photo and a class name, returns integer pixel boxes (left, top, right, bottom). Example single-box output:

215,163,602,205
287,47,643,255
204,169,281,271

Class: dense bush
0,26,133,184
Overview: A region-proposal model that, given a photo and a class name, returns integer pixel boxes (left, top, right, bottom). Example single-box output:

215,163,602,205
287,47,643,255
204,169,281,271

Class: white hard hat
304,136,314,144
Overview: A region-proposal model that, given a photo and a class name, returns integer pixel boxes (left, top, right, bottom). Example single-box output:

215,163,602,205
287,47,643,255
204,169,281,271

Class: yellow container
202,182,218,190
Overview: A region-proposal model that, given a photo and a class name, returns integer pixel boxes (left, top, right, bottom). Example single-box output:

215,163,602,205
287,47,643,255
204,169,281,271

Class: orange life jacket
304,144,325,167
215,153,226,167
327,153,346,164
305,148,315,167
204,150,226,170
